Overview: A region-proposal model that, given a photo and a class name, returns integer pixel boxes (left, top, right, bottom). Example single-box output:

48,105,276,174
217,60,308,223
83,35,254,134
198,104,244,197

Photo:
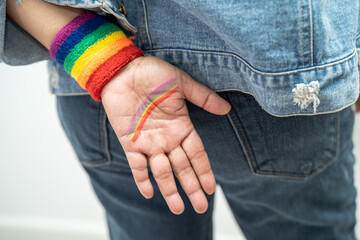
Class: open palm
101,56,231,214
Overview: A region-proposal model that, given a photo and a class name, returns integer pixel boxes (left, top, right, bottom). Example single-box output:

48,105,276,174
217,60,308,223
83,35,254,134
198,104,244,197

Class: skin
127,79,179,142
8,0,360,215
101,56,231,214
6,0,232,214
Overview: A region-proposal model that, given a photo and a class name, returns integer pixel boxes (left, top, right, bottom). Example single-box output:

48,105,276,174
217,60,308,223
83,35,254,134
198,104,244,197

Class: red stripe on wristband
85,45,144,101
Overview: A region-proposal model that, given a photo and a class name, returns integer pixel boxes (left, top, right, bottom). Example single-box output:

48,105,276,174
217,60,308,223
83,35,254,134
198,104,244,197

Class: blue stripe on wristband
55,15,109,66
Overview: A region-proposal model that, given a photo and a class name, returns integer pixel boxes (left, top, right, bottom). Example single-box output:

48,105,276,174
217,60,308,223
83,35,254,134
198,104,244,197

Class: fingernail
168,194,185,215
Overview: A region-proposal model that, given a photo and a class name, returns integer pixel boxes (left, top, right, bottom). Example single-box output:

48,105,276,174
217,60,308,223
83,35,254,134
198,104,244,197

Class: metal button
119,1,127,18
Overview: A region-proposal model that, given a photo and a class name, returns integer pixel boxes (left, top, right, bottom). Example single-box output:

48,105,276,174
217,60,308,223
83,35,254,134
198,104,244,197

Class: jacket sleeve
0,1,50,66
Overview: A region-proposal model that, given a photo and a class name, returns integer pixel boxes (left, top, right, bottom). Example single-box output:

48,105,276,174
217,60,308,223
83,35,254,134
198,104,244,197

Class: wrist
49,10,144,101
100,56,145,100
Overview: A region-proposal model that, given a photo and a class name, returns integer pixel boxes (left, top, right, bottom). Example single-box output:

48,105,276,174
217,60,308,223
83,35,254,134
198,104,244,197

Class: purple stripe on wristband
49,11,96,60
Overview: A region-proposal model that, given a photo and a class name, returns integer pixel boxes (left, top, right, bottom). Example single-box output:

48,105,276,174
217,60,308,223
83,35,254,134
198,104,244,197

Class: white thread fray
292,81,320,113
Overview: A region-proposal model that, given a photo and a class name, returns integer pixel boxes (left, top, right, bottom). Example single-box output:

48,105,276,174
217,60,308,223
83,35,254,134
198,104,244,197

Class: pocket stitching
227,110,259,173
227,108,339,179
80,104,111,167
100,105,111,165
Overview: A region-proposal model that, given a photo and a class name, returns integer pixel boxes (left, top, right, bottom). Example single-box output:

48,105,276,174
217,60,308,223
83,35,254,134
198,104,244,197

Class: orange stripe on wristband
76,38,134,88
71,31,127,79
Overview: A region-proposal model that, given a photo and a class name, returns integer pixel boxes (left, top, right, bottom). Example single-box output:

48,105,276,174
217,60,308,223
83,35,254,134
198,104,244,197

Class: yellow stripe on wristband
49,10,144,101
71,31,127,79
77,37,134,88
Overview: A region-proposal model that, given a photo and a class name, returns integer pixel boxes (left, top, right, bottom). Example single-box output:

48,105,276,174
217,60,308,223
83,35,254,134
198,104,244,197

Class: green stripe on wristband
63,23,120,73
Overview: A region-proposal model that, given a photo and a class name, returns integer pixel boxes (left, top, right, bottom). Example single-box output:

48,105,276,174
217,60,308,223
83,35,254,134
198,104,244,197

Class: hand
101,56,231,214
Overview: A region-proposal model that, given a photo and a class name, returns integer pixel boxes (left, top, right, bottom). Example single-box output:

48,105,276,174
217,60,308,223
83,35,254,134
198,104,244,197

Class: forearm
7,0,143,101
6,0,82,49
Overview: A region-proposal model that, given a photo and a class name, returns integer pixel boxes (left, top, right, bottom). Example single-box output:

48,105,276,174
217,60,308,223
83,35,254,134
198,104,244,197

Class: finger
182,129,216,195
126,151,154,199
179,73,231,115
148,153,185,214
168,147,208,214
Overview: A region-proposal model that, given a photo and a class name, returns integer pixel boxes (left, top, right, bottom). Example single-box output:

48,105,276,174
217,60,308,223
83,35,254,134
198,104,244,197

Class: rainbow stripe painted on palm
127,79,178,142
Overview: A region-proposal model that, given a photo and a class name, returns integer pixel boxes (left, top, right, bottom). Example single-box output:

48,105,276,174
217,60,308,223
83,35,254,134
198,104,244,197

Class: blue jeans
56,91,356,240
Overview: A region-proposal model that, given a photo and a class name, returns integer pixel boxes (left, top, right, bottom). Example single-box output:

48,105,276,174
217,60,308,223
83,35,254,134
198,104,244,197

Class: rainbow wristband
49,11,144,101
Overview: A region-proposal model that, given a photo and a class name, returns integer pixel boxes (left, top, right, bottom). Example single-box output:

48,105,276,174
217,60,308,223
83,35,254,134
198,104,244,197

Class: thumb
179,73,231,115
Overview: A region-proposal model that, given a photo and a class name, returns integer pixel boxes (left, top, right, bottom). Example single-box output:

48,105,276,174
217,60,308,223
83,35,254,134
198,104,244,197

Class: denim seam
145,48,356,76
80,104,111,167
300,0,305,67
45,0,137,33
253,112,339,178
226,110,258,174
308,0,314,66
141,0,153,49
101,105,111,164
226,101,339,178
98,0,137,33
217,89,356,117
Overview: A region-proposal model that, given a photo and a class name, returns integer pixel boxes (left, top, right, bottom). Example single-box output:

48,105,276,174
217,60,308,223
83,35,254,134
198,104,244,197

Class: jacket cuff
0,1,50,65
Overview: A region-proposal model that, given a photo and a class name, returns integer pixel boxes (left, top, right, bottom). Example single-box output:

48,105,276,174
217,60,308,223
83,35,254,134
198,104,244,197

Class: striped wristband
49,11,144,101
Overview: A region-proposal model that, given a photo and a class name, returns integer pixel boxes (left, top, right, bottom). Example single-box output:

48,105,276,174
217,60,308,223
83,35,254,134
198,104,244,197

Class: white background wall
0,62,359,240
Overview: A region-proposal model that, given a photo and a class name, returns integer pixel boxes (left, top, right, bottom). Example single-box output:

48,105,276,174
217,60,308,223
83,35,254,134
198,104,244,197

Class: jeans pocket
56,96,111,166
226,92,339,179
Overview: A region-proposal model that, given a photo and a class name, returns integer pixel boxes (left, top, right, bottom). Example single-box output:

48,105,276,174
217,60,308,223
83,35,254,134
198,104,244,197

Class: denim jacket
1,0,359,116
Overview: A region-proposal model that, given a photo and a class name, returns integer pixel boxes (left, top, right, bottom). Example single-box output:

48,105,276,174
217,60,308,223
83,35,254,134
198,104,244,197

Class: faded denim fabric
2,1,358,238
56,91,356,240
1,0,360,116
